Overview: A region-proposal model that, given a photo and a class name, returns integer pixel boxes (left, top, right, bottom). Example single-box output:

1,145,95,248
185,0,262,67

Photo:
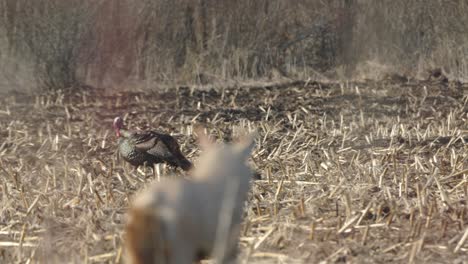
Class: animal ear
235,132,256,159
194,125,214,150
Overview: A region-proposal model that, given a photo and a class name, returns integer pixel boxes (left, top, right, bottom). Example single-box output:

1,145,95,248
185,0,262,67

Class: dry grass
0,79,467,263
3,1,468,90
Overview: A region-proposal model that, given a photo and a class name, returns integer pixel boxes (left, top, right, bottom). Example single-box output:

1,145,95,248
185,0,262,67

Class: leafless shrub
132,0,340,82
1,0,97,90
1,0,468,88
353,1,468,80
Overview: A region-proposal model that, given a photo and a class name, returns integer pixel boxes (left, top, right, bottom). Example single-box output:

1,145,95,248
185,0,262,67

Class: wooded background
1,0,467,90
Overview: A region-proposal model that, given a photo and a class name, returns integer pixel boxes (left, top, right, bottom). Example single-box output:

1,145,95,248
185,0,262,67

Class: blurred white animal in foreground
124,129,256,264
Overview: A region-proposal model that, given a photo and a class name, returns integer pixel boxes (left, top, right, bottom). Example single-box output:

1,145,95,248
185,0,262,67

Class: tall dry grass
0,0,467,90
0,0,98,90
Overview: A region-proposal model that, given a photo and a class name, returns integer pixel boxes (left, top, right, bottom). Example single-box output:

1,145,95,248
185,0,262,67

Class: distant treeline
0,0,467,89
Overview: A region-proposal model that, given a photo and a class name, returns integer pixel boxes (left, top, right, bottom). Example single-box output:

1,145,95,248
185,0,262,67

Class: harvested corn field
0,79,467,263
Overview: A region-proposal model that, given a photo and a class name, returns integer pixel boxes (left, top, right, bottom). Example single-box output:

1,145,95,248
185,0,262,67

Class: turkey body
114,119,192,171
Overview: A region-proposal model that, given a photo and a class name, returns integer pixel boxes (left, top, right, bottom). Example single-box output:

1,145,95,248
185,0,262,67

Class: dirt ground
0,78,467,263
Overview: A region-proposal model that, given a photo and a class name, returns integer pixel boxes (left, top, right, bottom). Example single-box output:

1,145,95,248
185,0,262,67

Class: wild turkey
113,117,192,171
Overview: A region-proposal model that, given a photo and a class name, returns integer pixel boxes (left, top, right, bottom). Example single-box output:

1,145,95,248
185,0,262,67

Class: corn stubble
0,80,467,263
